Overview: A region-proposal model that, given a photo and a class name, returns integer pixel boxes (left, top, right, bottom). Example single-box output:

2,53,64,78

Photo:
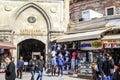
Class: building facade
55,0,120,75
70,0,120,23
0,0,70,63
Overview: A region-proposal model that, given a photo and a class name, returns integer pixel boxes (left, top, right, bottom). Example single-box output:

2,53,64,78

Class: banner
80,40,103,50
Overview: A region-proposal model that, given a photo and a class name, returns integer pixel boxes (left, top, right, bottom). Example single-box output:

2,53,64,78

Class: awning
50,37,58,42
102,35,120,40
0,42,16,49
106,19,120,29
57,29,107,42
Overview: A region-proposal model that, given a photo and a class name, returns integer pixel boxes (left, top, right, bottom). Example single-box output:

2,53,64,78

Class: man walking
102,53,114,80
29,56,37,80
17,56,24,79
5,57,16,80
36,56,45,80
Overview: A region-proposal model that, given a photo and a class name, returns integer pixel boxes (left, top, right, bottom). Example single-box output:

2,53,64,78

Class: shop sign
20,29,46,35
80,40,103,50
104,40,120,48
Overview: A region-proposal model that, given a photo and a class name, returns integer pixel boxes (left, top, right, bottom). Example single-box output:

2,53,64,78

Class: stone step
77,73,92,79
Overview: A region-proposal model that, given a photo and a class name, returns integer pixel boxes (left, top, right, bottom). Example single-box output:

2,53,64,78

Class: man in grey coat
29,56,37,80
36,56,45,80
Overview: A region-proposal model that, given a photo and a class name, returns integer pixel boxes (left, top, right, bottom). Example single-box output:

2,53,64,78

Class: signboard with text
20,29,47,35
80,40,103,50
104,40,120,48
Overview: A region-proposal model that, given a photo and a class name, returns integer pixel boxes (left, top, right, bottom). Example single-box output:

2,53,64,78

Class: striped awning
0,42,16,49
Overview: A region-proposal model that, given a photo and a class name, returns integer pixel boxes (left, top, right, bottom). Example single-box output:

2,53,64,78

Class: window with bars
105,6,115,16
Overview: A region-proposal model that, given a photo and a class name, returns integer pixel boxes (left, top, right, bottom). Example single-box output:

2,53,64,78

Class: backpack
58,58,64,66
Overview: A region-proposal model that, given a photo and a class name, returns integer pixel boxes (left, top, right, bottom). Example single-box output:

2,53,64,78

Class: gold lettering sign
20,29,46,35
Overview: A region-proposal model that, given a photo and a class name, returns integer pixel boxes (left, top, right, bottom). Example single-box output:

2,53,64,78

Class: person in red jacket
71,51,77,71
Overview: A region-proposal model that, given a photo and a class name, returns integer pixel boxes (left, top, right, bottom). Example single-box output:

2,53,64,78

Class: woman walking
51,56,57,76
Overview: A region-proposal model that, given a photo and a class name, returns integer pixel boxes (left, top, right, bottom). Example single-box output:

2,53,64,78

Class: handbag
46,68,51,74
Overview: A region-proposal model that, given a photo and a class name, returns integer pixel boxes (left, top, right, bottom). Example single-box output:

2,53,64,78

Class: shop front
0,42,16,73
55,29,107,76
54,39,104,78
77,40,103,75
103,39,120,64
102,28,120,64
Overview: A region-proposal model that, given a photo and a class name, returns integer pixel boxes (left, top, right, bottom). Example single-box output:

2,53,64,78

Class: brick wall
70,0,120,22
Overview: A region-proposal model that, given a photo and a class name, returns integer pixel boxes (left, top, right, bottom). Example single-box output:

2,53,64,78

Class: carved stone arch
17,37,46,45
17,38,46,61
12,2,51,32
11,2,51,62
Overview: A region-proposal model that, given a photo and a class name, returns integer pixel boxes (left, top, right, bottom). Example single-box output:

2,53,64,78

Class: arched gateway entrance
11,2,51,64
17,39,45,62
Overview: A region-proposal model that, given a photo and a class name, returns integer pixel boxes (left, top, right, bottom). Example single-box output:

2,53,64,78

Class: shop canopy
57,29,108,42
106,19,120,29
102,35,120,40
0,42,16,49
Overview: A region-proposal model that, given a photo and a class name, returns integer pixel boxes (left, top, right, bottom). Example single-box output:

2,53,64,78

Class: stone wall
0,0,69,63
0,0,69,38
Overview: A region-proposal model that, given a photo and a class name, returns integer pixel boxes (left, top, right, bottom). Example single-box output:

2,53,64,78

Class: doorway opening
17,39,45,62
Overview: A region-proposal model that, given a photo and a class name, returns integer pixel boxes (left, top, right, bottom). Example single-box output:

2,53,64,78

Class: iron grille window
107,8,114,15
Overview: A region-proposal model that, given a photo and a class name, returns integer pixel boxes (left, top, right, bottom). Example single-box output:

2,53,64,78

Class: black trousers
17,68,23,79
51,65,56,76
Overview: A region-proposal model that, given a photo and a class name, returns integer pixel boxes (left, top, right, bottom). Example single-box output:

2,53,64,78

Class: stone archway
11,2,51,52
17,38,45,62
10,2,51,64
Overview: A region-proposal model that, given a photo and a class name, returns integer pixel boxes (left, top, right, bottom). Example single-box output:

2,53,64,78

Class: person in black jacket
36,56,45,80
5,57,16,80
102,53,114,80
113,63,120,80
29,56,37,80
96,52,104,80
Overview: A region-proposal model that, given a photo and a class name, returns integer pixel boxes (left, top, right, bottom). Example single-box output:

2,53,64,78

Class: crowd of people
91,53,120,80
2,43,120,80
50,43,78,76
4,55,45,80
29,56,45,80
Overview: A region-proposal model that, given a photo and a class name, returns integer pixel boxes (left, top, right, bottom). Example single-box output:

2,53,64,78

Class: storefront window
0,49,11,73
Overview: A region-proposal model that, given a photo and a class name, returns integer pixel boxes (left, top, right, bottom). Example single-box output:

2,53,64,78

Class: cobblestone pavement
0,71,89,80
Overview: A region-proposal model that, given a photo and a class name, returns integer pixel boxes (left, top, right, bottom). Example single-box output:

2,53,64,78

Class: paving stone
0,72,89,80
